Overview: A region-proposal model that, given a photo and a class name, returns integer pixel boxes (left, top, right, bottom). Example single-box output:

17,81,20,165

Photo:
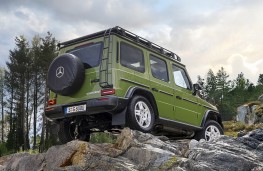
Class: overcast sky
1,0,263,84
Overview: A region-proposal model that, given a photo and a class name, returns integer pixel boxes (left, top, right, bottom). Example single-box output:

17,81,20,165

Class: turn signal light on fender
48,99,56,106
101,89,115,96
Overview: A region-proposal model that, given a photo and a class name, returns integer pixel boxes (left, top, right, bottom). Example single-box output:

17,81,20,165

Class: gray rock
247,128,263,141
2,128,263,171
236,104,261,125
0,128,187,171
258,94,263,102
237,130,246,137
188,139,198,150
237,105,250,123
178,134,263,171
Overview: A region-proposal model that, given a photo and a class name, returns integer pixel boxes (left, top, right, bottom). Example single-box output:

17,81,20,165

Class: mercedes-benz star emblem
56,66,64,78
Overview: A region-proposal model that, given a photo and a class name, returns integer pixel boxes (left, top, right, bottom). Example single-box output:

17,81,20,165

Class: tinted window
120,43,145,72
150,55,169,82
69,43,102,69
172,65,191,89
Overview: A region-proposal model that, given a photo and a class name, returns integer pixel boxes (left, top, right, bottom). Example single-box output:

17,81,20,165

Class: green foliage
0,143,9,157
4,33,57,153
199,67,263,121
254,103,263,117
44,135,59,150
257,74,263,85
90,132,117,144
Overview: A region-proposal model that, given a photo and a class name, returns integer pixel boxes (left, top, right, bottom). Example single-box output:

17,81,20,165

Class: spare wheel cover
47,53,85,96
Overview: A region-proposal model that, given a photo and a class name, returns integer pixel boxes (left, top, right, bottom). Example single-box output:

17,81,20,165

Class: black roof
58,26,181,62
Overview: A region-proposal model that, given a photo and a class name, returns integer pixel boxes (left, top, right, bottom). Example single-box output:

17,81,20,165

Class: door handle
176,96,182,100
91,79,100,83
152,88,158,92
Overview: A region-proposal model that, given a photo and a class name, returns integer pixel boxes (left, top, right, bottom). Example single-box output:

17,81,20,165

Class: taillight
101,89,115,96
48,99,56,106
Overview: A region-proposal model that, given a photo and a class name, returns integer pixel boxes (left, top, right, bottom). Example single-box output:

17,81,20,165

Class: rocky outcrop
1,128,263,171
258,94,263,102
177,129,263,171
0,128,190,171
236,100,263,125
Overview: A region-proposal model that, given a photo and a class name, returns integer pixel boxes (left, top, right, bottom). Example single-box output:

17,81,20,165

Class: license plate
65,104,86,114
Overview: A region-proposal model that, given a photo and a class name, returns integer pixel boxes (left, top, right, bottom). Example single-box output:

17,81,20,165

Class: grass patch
89,132,117,144
223,121,263,137
159,156,178,170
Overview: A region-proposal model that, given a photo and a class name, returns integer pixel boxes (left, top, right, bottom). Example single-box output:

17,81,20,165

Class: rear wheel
194,120,223,141
58,120,90,144
127,95,155,132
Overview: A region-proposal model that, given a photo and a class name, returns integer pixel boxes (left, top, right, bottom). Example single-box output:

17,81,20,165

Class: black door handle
152,88,158,92
91,79,100,83
176,96,182,100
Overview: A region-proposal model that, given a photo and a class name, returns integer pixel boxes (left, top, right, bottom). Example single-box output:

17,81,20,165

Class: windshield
68,42,102,69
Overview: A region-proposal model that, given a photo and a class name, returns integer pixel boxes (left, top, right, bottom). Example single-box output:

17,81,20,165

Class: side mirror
193,83,202,95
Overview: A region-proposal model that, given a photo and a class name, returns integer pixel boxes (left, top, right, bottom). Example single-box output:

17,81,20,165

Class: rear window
68,42,102,69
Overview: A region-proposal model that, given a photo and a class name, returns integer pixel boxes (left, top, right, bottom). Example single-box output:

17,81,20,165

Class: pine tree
6,36,31,150
215,67,231,105
38,32,57,151
205,69,217,104
0,69,5,142
257,74,263,85
30,35,42,149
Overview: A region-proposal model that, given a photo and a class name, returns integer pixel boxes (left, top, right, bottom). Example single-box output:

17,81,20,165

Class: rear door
149,54,174,120
172,64,202,126
57,41,103,104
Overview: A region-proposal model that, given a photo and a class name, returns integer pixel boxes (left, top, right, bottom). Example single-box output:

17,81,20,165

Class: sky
1,0,263,84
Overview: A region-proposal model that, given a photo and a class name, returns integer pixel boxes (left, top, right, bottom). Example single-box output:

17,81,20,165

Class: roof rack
113,26,181,62
58,26,181,62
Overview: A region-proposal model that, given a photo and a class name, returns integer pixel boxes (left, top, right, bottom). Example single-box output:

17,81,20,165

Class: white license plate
65,104,86,114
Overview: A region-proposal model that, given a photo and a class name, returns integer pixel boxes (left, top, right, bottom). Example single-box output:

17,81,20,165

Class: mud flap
112,108,127,126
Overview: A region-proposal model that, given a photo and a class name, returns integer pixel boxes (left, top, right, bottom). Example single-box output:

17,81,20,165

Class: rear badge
56,66,64,78
86,91,100,95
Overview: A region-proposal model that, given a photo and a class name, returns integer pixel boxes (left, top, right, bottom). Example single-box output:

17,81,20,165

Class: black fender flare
201,110,224,129
125,86,159,119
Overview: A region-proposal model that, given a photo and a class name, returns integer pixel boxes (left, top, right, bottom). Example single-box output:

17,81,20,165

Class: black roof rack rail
59,26,181,62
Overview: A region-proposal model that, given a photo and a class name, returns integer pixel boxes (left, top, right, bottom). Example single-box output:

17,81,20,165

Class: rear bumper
45,96,128,120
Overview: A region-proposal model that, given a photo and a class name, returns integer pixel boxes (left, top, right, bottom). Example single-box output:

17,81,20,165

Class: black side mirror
193,83,202,95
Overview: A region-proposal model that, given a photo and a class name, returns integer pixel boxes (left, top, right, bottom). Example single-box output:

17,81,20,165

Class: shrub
0,143,9,157
89,132,117,144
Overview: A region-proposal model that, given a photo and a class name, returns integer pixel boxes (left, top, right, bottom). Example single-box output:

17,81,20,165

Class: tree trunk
20,75,28,150
39,114,46,153
33,73,37,149
25,72,30,149
10,85,14,150
1,85,4,142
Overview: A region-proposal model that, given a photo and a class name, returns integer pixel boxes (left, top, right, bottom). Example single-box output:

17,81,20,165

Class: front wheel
194,120,224,141
127,95,155,132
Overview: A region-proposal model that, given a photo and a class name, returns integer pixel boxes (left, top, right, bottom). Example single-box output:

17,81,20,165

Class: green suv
45,26,224,143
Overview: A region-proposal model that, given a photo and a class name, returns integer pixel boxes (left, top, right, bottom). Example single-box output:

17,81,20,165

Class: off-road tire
58,120,75,144
127,95,155,132
58,120,91,144
194,120,224,141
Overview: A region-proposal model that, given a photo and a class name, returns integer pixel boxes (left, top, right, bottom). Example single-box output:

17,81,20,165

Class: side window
120,42,145,73
150,55,169,82
172,65,191,89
